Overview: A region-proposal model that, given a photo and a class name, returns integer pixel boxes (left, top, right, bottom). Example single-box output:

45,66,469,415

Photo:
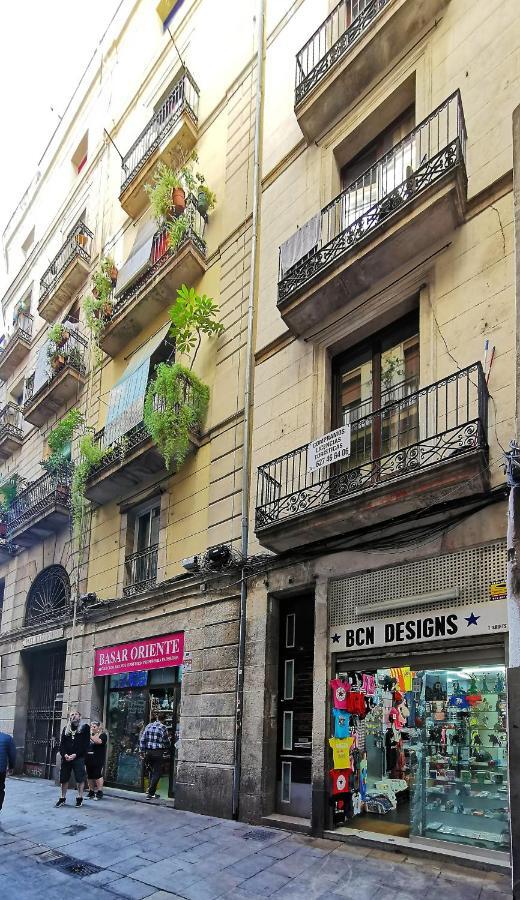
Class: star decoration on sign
331,633,340,644
465,612,480,627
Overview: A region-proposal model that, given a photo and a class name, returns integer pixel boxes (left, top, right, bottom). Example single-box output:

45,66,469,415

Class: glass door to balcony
333,312,419,492
124,504,160,596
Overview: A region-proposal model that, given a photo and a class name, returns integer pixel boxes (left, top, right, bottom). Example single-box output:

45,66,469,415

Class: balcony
38,222,93,323
7,469,71,547
0,404,23,459
0,512,20,562
0,313,33,381
295,0,450,140
99,202,207,358
84,380,201,504
255,364,489,552
278,93,466,335
123,544,159,597
119,69,200,218
23,331,88,428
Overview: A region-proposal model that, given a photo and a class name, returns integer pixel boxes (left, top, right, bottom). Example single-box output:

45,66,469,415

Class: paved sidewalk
0,778,512,899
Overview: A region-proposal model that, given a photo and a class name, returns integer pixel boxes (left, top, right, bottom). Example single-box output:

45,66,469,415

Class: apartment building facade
240,0,518,869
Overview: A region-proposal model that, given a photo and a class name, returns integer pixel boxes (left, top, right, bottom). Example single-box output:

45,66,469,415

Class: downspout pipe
232,0,266,820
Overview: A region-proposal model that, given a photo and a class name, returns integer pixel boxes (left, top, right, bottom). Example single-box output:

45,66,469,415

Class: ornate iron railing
0,403,23,442
255,364,488,531
123,544,159,596
295,0,389,105
0,312,33,356
109,199,206,320
279,92,466,304
7,467,72,535
121,69,200,193
24,329,88,406
86,374,196,480
39,222,93,302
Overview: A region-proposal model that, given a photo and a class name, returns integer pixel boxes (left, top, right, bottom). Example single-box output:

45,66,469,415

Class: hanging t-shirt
332,709,351,738
329,768,352,795
359,753,368,800
362,673,376,696
329,736,354,769
330,678,350,710
345,691,366,717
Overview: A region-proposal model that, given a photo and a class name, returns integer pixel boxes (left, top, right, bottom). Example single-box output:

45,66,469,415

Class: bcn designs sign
94,632,184,676
329,600,508,652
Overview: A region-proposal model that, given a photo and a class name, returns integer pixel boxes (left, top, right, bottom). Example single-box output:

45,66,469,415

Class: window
284,660,295,700
0,579,5,630
285,613,295,648
22,228,35,258
333,310,420,470
134,504,160,554
282,711,293,750
281,761,291,803
72,133,88,175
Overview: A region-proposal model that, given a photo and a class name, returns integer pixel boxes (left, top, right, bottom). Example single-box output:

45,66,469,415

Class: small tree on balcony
143,284,223,470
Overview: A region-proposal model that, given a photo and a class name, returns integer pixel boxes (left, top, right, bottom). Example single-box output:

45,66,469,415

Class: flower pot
197,188,209,217
109,265,118,285
56,330,70,348
51,354,65,372
172,187,186,215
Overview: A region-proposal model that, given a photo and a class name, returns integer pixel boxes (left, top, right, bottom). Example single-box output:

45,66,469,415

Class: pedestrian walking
86,720,107,801
139,710,170,800
0,730,16,813
55,710,90,808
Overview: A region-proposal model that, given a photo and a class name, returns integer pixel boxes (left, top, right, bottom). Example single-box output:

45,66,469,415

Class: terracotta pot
57,330,70,348
51,354,65,372
172,187,186,214
109,265,118,284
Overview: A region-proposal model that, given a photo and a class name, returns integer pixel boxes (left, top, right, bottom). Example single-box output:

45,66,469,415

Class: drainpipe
232,0,266,820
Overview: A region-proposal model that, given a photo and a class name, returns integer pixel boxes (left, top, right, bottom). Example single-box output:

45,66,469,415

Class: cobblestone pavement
0,778,512,899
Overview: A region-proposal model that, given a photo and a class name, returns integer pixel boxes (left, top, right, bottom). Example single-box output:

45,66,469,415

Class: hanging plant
42,408,84,475
71,433,109,535
144,363,209,470
169,284,224,369
83,256,116,363
0,476,18,511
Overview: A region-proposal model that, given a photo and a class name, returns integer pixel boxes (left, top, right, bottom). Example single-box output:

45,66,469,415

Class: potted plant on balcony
71,432,109,534
143,284,223,470
48,323,70,349
0,477,18,535
83,257,116,364
195,177,217,217
146,161,184,220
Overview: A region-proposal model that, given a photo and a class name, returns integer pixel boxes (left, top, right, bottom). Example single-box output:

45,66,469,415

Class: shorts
85,762,104,780
59,756,86,786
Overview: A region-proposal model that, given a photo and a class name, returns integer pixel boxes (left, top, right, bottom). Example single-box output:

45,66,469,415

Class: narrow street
0,778,511,900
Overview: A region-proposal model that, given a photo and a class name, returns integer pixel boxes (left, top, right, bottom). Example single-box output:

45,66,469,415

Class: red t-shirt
330,678,350,710
345,691,366,717
330,768,352,795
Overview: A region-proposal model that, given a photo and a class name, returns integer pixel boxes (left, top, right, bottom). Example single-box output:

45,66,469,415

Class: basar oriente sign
94,632,184,676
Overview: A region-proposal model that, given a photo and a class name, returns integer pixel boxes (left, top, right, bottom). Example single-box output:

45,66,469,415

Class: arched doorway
23,566,70,778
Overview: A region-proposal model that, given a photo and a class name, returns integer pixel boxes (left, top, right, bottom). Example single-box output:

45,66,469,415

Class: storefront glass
329,662,509,854
105,667,181,797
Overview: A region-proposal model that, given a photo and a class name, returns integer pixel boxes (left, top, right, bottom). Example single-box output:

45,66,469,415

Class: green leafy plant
381,355,405,391
48,323,68,348
144,363,209,470
83,257,116,364
167,214,189,252
0,477,18,511
169,284,224,368
71,433,109,534
145,161,183,222
42,409,84,475
196,179,217,214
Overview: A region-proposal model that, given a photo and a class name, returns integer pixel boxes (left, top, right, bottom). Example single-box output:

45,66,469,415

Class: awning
103,323,171,447
114,217,157,298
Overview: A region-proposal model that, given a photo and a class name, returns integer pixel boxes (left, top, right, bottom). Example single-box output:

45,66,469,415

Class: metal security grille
25,646,66,778
329,542,506,626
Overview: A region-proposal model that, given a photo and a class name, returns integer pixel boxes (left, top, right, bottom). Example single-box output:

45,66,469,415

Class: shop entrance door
276,595,314,817
24,646,66,779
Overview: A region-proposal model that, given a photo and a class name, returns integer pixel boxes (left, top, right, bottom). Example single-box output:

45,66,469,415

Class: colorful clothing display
330,678,350,710
332,709,351,738
330,768,352,795
329,736,354,769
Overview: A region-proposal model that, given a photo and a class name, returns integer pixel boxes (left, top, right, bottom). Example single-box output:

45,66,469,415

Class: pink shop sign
94,632,184,677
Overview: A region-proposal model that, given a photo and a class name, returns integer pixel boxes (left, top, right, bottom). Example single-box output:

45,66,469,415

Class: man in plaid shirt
139,710,170,799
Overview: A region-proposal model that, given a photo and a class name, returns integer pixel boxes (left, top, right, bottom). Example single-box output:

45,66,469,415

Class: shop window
285,613,295,648
328,661,509,855
284,660,295,700
281,761,291,803
282,711,294,751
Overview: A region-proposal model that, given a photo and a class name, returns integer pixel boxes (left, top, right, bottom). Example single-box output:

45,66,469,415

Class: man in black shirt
55,710,90,808
86,720,107,800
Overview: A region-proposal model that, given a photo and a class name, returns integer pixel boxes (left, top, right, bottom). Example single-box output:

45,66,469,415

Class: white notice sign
307,425,351,473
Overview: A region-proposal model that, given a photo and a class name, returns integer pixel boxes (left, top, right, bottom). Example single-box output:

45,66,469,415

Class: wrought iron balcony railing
123,544,159,597
295,0,389,105
255,363,488,531
121,69,200,193
24,329,88,406
279,92,466,304
7,467,72,535
87,374,196,479
1,312,33,352
0,403,23,441
109,199,206,321
39,222,93,302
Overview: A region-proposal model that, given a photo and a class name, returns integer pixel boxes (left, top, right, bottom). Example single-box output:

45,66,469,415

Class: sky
0,0,122,238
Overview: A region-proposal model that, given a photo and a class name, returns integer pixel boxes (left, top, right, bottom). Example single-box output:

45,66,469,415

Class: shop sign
22,627,64,648
329,599,508,652
94,632,184,677
489,580,507,600
307,425,351,473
